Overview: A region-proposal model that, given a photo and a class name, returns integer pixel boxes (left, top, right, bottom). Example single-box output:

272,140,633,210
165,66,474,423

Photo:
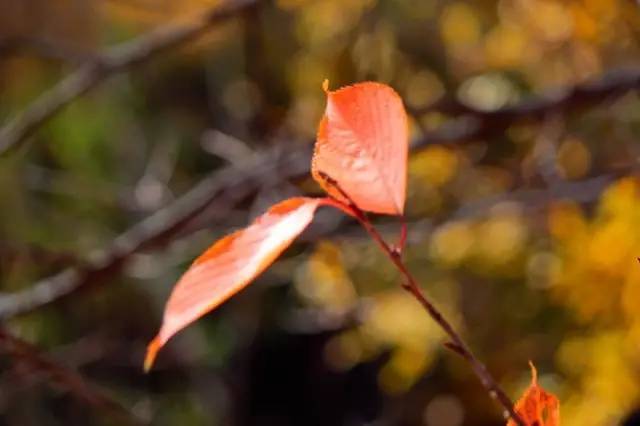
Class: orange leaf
145,197,331,371
312,81,408,215
507,362,560,426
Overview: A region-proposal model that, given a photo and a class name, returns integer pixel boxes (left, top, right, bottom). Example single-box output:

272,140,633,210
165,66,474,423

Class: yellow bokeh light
484,24,530,69
440,3,481,50
409,146,459,188
295,241,357,312
556,137,591,180
378,346,431,394
403,70,445,109
324,330,364,371
547,201,587,244
429,221,475,267
473,205,528,268
457,73,519,111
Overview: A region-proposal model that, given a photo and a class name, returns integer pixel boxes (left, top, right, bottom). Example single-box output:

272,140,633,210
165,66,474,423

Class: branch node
443,341,465,357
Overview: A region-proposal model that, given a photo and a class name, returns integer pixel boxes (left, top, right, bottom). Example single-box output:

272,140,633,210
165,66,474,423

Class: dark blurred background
2,0,640,425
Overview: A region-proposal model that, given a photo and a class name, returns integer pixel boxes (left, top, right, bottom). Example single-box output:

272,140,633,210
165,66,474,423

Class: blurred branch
0,147,309,319
413,68,640,147
3,62,640,318
0,130,634,319
451,173,616,220
529,115,565,184
0,0,259,157
0,327,144,425
1,8,638,159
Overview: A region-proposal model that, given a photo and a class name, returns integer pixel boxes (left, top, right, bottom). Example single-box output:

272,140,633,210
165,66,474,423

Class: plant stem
363,213,524,425
317,172,525,426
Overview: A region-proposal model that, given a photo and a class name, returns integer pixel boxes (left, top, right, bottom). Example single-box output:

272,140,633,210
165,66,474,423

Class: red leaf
312,80,408,215
145,197,331,371
507,362,560,426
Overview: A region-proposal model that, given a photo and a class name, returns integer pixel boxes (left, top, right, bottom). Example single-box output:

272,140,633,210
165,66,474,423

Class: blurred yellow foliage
378,346,431,395
548,202,588,244
556,137,591,180
406,146,459,217
403,71,445,109
484,24,531,69
473,204,528,270
296,0,374,46
430,221,475,268
569,3,599,41
548,178,640,425
319,251,460,395
557,331,640,426
360,286,457,394
519,0,574,44
440,3,481,50
410,146,459,188
295,240,357,312
429,203,528,276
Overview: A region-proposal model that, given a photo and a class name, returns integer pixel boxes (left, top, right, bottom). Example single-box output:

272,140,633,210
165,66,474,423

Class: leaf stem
318,171,525,426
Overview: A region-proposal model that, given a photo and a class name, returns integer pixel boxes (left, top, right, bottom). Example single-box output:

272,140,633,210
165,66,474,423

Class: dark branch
0,142,630,320
0,327,144,425
0,0,259,157
1,11,639,158
0,147,308,319
413,67,640,147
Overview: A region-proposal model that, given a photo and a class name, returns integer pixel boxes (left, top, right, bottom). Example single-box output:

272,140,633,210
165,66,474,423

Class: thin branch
317,171,525,426
395,216,407,254
0,327,143,425
0,147,308,319
0,0,259,157
450,173,618,220
412,67,640,148
0,10,638,159
0,144,628,320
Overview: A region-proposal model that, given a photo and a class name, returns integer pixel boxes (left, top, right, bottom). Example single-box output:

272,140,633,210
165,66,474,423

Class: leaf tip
528,360,538,384
508,361,560,426
322,78,329,93
144,336,162,373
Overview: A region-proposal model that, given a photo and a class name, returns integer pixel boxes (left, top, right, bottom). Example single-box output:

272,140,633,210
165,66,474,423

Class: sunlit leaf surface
145,197,330,370
312,81,408,215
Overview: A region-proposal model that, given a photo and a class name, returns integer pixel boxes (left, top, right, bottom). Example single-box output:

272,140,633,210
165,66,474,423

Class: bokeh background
2,0,640,425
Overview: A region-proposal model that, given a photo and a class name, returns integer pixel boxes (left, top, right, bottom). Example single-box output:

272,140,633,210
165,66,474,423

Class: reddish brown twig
394,216,408,255
317,171,525,426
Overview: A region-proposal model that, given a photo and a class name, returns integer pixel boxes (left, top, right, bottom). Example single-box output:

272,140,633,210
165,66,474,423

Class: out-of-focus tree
2,0,640,424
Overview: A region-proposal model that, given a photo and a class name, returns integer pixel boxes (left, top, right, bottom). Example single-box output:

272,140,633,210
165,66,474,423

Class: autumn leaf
312,80,409,216
507,362,560,426
145,197,334,371
146,80,411,371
